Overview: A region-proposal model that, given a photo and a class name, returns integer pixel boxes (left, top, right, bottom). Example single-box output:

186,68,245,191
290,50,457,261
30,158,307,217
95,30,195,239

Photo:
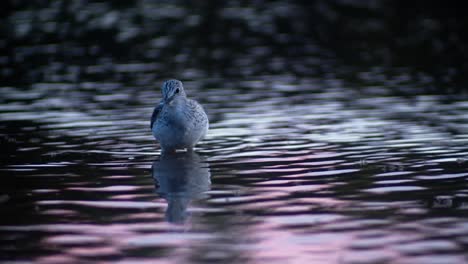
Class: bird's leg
161,148,177,155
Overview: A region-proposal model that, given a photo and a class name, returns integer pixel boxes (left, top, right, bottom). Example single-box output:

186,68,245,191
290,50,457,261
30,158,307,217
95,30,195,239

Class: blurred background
2,0,467,93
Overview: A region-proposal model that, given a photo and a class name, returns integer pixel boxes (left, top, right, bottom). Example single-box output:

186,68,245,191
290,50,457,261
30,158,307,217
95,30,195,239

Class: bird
150,79,209,152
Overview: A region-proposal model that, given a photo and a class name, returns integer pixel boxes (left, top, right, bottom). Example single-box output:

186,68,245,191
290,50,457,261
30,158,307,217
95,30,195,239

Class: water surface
2,1,468,263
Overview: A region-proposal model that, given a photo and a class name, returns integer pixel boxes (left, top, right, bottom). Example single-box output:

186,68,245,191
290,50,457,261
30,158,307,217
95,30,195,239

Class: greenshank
150,79,209,152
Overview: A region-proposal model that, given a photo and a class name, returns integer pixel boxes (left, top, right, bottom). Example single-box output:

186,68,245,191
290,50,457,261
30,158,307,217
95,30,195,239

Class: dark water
2,1,468,263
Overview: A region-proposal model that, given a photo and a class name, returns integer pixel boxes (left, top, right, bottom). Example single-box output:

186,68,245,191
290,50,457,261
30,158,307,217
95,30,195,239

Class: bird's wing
150,102,164,129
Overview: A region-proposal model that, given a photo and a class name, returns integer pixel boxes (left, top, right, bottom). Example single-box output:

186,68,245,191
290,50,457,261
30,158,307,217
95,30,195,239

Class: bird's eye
175,88,180,94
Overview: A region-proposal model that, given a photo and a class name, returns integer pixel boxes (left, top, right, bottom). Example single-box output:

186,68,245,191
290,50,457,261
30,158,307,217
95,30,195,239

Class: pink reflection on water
250,220,351,263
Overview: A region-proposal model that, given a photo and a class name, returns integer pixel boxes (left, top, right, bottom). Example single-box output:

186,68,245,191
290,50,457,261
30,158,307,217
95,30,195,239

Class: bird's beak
167,94,176,104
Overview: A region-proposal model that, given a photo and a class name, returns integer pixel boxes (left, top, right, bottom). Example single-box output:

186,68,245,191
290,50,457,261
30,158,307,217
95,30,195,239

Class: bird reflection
152,151,211,224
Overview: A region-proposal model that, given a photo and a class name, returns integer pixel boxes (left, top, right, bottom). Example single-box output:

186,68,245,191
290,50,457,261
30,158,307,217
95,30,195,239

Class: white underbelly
153,119,207,150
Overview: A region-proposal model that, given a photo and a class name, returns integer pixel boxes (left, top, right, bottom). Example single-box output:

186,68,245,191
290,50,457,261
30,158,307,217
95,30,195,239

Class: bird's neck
166,96,186,107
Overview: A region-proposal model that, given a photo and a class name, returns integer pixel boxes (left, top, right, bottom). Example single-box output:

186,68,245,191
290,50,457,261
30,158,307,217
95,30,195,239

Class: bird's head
161,79,186,103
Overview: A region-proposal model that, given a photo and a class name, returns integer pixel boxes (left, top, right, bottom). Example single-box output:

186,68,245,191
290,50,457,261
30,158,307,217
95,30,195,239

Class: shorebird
150,79,209,152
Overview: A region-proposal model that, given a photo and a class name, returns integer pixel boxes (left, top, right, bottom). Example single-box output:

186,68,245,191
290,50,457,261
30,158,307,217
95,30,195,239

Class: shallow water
2,1,468,263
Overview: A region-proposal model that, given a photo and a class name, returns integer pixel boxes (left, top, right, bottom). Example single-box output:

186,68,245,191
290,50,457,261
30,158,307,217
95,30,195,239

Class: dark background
2,0,467,93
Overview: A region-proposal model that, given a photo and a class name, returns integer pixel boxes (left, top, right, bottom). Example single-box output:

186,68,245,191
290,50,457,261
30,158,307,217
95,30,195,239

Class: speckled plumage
151,80,208,152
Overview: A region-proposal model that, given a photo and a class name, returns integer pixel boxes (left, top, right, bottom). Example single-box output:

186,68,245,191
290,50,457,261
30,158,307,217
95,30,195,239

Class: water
2,1,468,263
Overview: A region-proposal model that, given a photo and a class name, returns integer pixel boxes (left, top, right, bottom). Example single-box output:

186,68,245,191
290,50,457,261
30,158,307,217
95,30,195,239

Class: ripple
45,235,105,245
270,214,346,226
37,200,161,209
364,186,427,194
66,186,141,192
393,240,460,254
123,233,214,247
415,173,468,180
